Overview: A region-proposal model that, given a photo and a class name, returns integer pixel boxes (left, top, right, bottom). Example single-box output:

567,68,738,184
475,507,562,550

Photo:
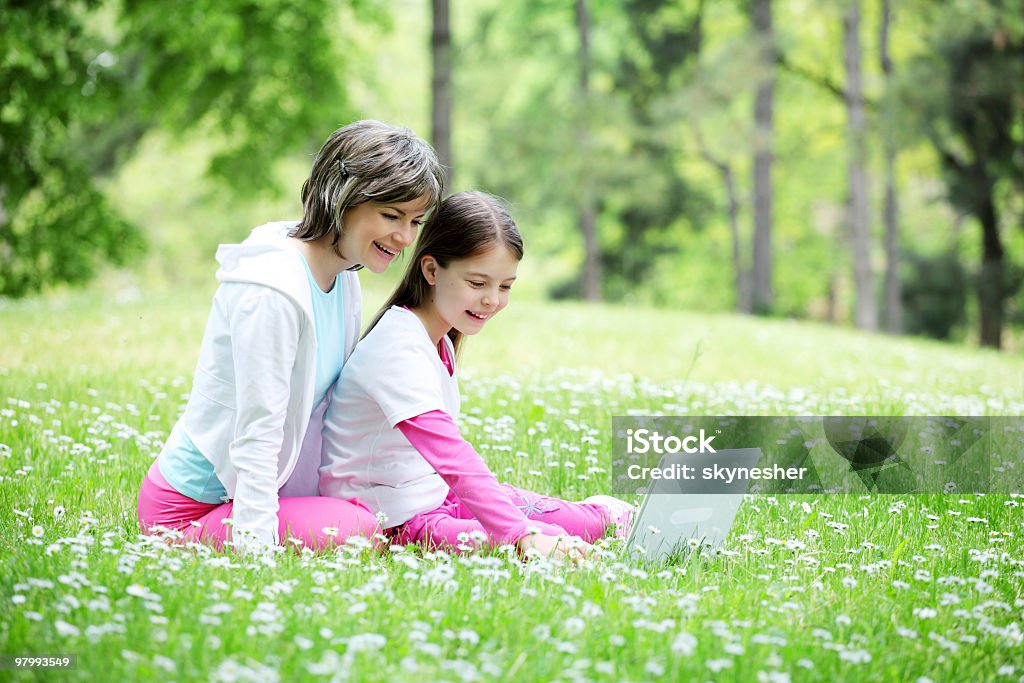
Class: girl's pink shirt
394,332,531,545
397,411,532,545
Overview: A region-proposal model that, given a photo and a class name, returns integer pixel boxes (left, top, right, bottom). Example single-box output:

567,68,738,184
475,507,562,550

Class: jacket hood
215,221,314,319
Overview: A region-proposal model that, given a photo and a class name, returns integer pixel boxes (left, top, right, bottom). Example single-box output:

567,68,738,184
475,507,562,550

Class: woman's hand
517,533,593,562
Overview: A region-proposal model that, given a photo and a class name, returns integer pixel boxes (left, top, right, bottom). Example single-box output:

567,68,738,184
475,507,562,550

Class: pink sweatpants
136,460,380,552
390,484,609,550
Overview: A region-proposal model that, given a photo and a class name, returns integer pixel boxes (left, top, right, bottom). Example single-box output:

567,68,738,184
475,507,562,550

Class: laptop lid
625,448,763,563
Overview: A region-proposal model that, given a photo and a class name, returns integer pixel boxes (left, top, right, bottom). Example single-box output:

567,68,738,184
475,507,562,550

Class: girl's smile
413,243,520,344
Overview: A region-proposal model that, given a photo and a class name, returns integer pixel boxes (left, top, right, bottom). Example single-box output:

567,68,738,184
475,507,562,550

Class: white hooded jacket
177,221,362,551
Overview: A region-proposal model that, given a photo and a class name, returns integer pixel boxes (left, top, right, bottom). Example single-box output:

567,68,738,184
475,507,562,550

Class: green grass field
1,284,1022,682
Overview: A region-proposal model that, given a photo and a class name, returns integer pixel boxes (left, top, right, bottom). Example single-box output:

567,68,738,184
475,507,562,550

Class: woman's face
337,195,432,272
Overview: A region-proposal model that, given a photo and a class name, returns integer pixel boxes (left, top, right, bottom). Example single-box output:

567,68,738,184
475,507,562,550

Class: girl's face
422,243,520,337
338,196,432,272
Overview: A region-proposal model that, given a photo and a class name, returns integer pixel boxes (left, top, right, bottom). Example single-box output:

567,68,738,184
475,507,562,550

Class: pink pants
390,484,609,550
136,460,380,552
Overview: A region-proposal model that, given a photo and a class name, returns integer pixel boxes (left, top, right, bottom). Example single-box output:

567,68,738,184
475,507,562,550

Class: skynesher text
626,462,808,484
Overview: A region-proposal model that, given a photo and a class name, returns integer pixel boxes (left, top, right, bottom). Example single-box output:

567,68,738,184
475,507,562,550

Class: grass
1,282,1023,682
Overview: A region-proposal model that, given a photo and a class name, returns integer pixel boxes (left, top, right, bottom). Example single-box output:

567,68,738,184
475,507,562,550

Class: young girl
137,120,445,554
319,191,631,560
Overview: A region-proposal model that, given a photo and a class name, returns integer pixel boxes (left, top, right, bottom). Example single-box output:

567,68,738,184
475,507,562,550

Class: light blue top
158,254,347,503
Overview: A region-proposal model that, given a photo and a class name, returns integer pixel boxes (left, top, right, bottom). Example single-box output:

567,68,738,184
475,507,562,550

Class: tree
696,129,750,312
782,0,881,330
750,0,775,314
607,0,708,296
0,1,142,297
431,0,453,186
902,1,1024,348
843,0,877,330
459,0,709,303
456,0,619,301
879,0,902,333
576,0,601,301
1,0,379,297
672,18,768,314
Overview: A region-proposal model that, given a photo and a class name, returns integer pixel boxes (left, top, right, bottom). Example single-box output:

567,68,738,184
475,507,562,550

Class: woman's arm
227,287,303,552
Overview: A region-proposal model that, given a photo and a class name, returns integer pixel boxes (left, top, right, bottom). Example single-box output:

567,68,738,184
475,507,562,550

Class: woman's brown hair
290,120,445,268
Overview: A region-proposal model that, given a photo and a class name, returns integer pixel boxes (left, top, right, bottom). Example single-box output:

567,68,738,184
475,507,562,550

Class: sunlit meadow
2,285,1023,682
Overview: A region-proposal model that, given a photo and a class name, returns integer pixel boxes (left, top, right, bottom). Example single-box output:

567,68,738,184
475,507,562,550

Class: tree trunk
978,193,1004,348
431,0,452,187
881,147,900,332
579,197,601,302
697,133,749,312
723,163,749,313
751,0,774,314
576,0,601,301
880,0,901,333
844,0,877,330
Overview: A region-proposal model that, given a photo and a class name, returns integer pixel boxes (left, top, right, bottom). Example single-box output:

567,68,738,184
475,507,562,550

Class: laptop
624,448,763,563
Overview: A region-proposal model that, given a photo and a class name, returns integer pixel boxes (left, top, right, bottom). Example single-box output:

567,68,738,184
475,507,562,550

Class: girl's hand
517,533,593,562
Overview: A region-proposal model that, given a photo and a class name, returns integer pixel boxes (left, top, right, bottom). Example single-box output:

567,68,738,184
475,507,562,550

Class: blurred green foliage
0,1,143,296
900,249,967,341
447,0,1023,346
2,0,1022,349
894,0,1024,346
1,0,385,297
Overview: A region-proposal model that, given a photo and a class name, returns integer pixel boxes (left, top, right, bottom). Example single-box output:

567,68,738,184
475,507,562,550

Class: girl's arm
397,410,540,545
227,286,303,552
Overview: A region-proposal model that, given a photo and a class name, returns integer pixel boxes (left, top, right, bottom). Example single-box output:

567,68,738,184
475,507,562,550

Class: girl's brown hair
366,191,523,354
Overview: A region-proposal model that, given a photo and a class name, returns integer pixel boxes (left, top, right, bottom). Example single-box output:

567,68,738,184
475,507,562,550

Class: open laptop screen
625,448,763,563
